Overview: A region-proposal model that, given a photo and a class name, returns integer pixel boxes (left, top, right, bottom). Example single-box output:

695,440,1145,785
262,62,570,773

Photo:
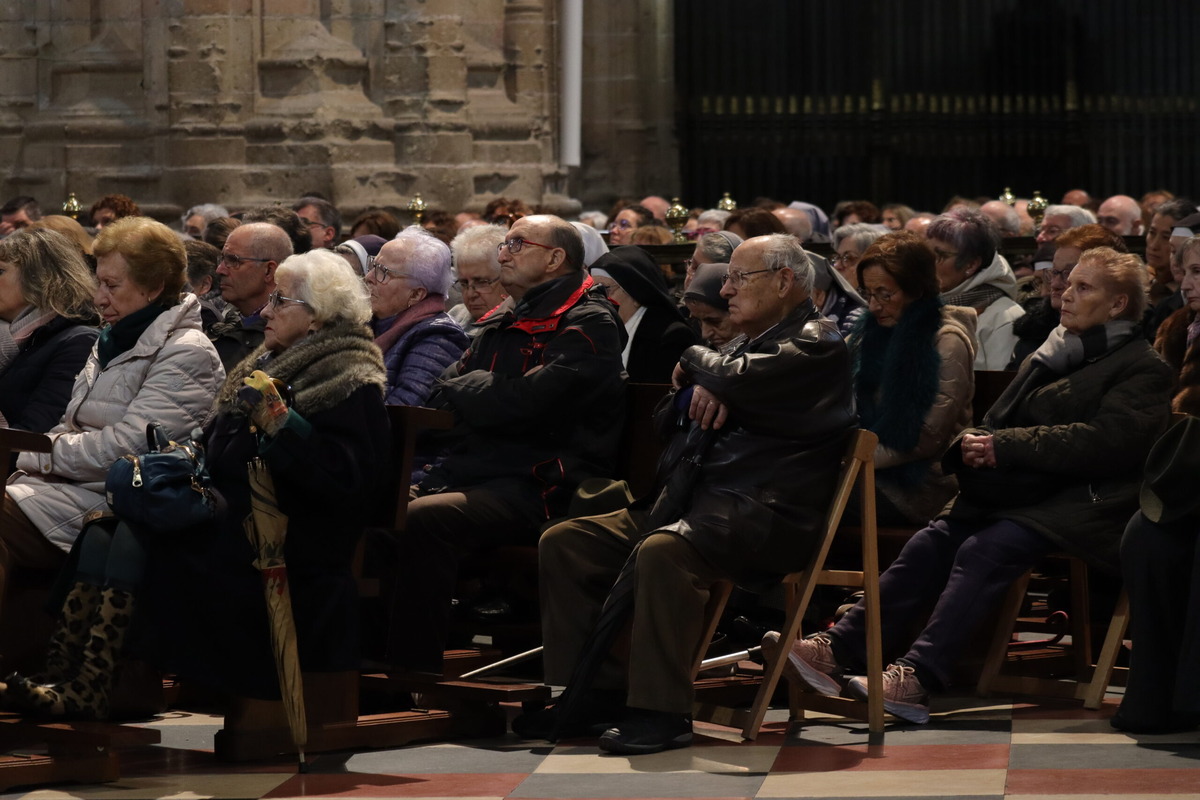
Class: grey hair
697,209,731,229
758,233,815,294
277,248,371,326
182,203,229,229
394,225,453,295
981,201,1022,236
832,222,886,253
1043,204,1097,228
450,224,506,277
696,231,742,263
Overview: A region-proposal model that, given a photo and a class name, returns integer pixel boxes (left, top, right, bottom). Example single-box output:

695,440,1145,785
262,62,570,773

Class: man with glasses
209,222,292,370
517,234,855,755
293,196,342,249
375,214,627,676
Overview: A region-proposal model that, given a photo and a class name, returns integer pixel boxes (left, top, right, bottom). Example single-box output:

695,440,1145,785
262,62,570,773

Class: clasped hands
960,432,997,469
672,363,728,431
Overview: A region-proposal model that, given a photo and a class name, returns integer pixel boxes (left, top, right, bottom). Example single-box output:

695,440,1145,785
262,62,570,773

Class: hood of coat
941,303,980,356
944,252,1018,301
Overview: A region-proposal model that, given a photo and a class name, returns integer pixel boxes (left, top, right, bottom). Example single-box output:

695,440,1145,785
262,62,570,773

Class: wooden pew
0,428,162,790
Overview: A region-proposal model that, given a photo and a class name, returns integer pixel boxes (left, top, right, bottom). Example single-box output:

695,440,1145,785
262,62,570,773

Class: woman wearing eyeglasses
4,247,391,718
831,222,886,284
448,224,512,326
847,231,977,526
366,228,469,407
0,217,223,712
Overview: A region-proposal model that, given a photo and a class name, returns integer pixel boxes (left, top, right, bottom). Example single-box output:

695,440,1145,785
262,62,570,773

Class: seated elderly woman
811,253,866,338
367,228,469,406
680,262,737,350
1,217,223,622
1009,225,1126,368
831,222,886,284
1153,234,1200,416
590,247,698,383
766,246,1173,724
0,229,99,433
846,232,975,525
929,208,1025,370
447,224,511,326
684,231,742,292
3,248,390,718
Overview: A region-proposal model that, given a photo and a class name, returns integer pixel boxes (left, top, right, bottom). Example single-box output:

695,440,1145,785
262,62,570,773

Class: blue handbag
104,423,217,531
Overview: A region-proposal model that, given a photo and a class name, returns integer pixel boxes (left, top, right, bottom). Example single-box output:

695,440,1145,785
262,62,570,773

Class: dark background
674,0,1200,211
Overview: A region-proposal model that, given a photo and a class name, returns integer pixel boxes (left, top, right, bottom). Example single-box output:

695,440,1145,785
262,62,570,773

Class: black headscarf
591,246,685,319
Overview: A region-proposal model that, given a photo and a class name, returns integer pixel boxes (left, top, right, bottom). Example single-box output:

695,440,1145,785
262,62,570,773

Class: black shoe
597,709,692,755
512,695,627,741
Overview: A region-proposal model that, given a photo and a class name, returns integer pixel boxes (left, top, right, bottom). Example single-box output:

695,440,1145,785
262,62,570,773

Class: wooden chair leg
1083,589,1129,710
690,581,733,678
1067,557,1093,680
976,570,1033,696
740,572,816,740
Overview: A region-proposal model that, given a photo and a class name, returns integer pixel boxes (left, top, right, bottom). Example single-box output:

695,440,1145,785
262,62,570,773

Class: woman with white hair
448,224,511,326
181,203,230,239
367,227,469,406
4,248,392,718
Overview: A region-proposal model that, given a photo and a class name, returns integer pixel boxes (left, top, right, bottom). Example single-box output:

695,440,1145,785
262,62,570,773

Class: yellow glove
238,370,290,436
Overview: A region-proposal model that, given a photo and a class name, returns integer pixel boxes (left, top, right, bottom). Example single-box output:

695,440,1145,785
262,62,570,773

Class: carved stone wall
0,0,678,225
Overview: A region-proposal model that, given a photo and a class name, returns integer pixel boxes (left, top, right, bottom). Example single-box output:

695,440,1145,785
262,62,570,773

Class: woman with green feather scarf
847,231,977,526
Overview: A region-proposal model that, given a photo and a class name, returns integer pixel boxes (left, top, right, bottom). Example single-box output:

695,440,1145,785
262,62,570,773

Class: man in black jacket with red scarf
379,214,628,672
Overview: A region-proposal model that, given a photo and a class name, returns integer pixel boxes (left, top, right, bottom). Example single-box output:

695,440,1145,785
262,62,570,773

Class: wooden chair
975,556,1127,710
693,430,885,738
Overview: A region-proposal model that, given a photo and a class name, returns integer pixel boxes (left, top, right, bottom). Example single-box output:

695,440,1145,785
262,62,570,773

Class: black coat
655,300,856,589
422,270,627,517
626,305,698,383
139,382,390,698
0,316,97,433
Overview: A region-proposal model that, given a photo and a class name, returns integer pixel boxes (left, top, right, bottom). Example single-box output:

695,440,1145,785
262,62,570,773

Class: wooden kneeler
740,428,886,738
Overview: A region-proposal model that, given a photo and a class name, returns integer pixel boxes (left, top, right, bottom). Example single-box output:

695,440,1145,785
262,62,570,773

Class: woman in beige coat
846,231,976,525
2,217,224,615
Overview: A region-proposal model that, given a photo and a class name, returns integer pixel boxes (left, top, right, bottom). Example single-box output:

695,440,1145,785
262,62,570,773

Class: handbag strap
145,422,171,453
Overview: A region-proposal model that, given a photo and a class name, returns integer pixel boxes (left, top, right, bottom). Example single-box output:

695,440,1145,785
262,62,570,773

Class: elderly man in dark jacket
515,234,856,754
378,214,628,672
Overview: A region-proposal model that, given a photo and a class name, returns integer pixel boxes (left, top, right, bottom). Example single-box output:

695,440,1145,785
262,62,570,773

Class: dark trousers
1118,511,1200,729
830,516,1053,689
372,481,545,672
539,507,722,714
0,496,67,620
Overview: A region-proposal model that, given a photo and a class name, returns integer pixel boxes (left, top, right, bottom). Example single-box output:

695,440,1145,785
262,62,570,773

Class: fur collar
217,317,385,417
851,295,943,485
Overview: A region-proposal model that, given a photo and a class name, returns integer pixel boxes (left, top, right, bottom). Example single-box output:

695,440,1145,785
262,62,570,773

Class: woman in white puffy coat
2,216,224,608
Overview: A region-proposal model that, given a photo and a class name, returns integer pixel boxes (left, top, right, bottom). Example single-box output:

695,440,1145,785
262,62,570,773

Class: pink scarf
374,295,448,355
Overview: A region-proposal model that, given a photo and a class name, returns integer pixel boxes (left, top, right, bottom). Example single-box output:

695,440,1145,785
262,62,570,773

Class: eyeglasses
609,219,635,230
497,237,556,255
830,252,861,268
860,288,896,304
267,290,312,311
1049,266,1075,283
931,247,959,262
1038,225,1065,239
220,252,271,269
720,267,777,288
299,218,327,231
367,256,411,284
454,276,501,292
